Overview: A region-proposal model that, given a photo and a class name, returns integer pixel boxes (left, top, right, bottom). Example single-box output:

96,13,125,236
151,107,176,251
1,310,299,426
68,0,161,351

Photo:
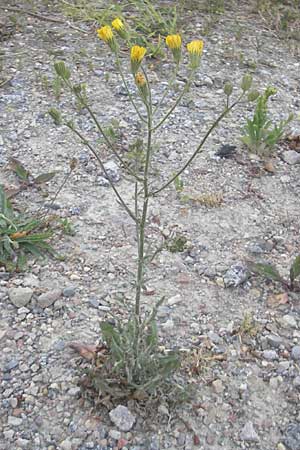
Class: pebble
109,405,136,432
37,289,61,308
283,423,300,450
223,263,250,287
266,334,283,348
8,416,23,426
4,359,19,372
167,294,181,306
279,315,297,329
291,345,300,360
63,286,76,298
240,421,259,442
8,287,33,308
103,160,121,182
282,150,300,165
212,379,224,393
262,350,278,361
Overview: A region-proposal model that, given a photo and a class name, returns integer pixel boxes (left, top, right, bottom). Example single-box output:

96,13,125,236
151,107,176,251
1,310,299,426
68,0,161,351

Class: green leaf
54,61,71,80
34,172,56,184
290,256,300,285
9,158,30,181
249,262,283,282
48,108,62,126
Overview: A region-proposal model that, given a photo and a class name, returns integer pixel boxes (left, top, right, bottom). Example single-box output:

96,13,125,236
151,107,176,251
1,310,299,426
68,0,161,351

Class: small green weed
249,256,300,291
241,87,293,155
9,158,56,187
0,186,57,271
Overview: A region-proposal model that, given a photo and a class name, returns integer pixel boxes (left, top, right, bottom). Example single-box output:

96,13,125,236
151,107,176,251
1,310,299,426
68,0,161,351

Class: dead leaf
267,292,289,308
69,342,98,361
287,135,300,152
264,159,276,173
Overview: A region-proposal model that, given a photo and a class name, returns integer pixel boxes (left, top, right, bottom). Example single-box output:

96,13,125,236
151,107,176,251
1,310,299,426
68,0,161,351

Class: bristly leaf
34,172,56,184
290,256,300,286
9,158,30,181
249,262,283,283
54,61,71,80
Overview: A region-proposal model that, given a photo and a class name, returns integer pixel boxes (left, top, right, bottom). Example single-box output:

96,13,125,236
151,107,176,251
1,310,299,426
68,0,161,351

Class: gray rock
223,263,250,287
63,286,76,298
262,350,278,361
248,240,273,254
37,289,61,308
108,429,121,440
283,423,300,450
291,346,300,360
98,176,110,187
103,160,121,183
282,150,300,165
8,416,23,426
212,379,224,393
293,376,300,388
4,359,19,372
8,287,33,308
279,315,298,329
109,405,136,431
240,421,259,442
266,334,283,348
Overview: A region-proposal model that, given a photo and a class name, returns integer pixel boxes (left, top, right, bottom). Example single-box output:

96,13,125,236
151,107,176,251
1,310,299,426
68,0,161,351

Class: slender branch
151,70,195,132
115,58,147,124
67,124,138,223
151,93,245,196
68,85,143,182
153,63,179,116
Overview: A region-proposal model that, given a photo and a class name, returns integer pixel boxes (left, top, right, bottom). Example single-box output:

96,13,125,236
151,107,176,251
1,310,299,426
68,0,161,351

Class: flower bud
247,90,260,102
241,74,253,92
224,81,233,97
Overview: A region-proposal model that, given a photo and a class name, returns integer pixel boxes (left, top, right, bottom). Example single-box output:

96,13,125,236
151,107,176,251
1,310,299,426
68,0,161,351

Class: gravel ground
0,1,300,449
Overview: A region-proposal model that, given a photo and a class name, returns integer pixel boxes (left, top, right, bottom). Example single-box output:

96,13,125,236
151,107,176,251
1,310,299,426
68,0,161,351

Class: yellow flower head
130,45,147,74
166,34,182,50
112,18,124,31
131,45,147,62
97,25,114,43
187,40,204,69
135,72,146,87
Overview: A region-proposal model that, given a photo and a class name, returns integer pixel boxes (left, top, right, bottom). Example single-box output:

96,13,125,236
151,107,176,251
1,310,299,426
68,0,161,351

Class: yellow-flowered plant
51,20,258,397
187,40,204,69
166,34,182,64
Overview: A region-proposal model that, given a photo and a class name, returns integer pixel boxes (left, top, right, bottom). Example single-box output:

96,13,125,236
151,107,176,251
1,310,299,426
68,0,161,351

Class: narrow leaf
249,262,283,282
290,256,300,284
9,158,30,181
34,172,56,184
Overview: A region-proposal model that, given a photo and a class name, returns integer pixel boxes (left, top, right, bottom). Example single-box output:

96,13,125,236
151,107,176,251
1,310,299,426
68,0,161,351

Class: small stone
277,444,286,450
68,387,81,396
103,160,121,183
10,397,18,408
88,298,99,308
60,439,72,450
283,423,300,450
158,404,169,416
63,286,76,298
279,315,297,329
262,350,278,361
8,416,23,426
282,150,300,165
278,361,290,373
266,334,283,348
293,376,300,388
208,331,222,344
3,430,14,440
109,429,122,440
291,346,300,360
109,405,136,432
37,289,61,308
240,421,259,442
223,263,249,287
4,359,19,372
269,377,279,389
8,287,33,308
167,294,181,306
212,379,224,393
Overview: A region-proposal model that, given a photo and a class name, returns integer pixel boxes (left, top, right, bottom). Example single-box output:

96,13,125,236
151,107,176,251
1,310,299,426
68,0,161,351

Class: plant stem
151,93,244,196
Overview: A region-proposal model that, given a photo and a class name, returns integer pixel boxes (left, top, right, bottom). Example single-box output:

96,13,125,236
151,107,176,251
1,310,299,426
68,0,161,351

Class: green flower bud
48,108,62,125
54,61,71,80
241,74,253,92
247,90,260,102
224,81,233,97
